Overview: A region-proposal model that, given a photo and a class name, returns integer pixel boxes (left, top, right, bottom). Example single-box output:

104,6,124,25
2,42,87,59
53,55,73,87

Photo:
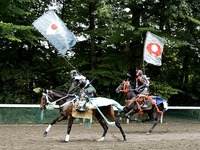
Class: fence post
160,114,163,124
40,109,44,123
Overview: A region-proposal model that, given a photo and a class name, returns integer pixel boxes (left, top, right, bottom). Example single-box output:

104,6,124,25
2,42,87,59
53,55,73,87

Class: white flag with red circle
143,31,166,66
32,10,76,55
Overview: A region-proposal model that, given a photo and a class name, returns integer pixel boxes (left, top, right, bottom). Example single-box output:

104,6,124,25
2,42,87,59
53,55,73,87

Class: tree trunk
88,1,96,70
181,49,189,91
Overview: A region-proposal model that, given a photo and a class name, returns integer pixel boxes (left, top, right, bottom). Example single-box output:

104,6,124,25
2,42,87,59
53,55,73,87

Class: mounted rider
135,69,150,95
135,69,150,107
68,70,97,112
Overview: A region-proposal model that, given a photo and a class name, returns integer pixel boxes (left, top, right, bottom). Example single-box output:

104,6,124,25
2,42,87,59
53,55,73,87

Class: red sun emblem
51,24,58,30
146,42,162,57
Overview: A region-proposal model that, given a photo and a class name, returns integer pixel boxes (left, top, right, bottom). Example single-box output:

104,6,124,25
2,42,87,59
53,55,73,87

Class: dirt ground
1,121,200,150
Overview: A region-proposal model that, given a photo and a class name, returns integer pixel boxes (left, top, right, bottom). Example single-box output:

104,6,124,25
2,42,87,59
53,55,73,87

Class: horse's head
40,89,77,110
40,89,66,110
115,79,131,93
40,91,50,110
40,90,56,110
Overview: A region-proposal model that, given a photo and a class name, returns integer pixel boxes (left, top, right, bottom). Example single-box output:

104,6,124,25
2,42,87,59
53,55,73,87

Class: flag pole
63,56,83,76
142,59,146,75
142,32,148,75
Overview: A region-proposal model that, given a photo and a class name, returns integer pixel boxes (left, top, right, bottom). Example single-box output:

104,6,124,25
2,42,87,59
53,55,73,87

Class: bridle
41,90,78,109
42,90,53,104
122,80,130,93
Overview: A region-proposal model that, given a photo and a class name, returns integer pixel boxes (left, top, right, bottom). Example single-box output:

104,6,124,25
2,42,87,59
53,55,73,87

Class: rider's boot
76,96,90,112
76,101,86,112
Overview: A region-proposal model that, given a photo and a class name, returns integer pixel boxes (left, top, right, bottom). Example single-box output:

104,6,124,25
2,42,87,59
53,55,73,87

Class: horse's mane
52,89,67,95
50,89,67,97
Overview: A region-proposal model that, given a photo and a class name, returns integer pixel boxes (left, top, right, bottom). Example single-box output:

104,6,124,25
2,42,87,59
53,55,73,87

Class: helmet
70,70,77,75
136,70,143,76
70,70,79,79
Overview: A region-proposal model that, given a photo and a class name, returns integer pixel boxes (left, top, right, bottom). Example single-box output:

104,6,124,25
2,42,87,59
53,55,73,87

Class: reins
59,97,77,108
42,91,78,109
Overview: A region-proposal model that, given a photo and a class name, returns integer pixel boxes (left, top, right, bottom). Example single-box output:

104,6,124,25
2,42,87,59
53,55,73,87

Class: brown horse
40,89,126,142
116,79,168,134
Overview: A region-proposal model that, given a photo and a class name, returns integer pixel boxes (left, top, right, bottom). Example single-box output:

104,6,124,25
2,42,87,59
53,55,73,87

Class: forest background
0,0,200,106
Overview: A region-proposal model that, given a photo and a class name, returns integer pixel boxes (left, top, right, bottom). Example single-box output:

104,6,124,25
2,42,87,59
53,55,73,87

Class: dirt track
1,121,200,150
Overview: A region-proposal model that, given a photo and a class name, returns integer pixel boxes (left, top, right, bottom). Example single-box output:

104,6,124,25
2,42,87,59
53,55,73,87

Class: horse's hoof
97,137,105,142
43,132,47,138
146,132,150,135
65,134,70,142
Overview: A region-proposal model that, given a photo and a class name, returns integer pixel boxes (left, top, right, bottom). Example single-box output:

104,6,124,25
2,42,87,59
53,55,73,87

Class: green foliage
187,16,200,25
150,81,180,100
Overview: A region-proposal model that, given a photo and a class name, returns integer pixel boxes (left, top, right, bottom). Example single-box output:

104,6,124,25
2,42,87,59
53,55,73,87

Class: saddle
130,95,152,115
135,95,163,115
72,102,93,119
137,95,152,110
76,96,95,112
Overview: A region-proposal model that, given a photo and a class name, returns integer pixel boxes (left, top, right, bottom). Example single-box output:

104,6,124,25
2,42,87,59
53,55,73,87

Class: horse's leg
147,110,153,121
104,106,126,141
106,106,126,141
95,106,126,141
64,116,74,142
43,115,65,137
147,111,159,134
97,119,108,141
125,109,135,121
115,121,126,141
141,111,153,122
95,111,108,142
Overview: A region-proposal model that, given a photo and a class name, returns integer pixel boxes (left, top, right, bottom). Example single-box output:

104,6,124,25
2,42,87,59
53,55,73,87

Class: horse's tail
159,101,168,112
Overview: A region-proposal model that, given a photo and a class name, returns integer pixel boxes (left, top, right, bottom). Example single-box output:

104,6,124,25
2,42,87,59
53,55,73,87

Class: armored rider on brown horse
68,70,97,112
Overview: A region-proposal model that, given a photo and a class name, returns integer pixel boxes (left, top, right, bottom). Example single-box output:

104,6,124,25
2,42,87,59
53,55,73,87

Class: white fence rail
167,106,200,110
0,104,41,108
1,104,200,123
160,106,200,123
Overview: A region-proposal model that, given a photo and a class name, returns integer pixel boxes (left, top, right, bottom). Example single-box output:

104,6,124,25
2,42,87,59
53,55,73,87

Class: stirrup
142,104,148,108
76,106,86,112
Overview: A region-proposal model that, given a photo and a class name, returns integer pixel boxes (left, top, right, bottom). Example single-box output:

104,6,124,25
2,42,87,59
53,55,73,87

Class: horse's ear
125,78,130,81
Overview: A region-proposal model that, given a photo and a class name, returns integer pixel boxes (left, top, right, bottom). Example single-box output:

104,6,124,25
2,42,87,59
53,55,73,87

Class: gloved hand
133,88,139,94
